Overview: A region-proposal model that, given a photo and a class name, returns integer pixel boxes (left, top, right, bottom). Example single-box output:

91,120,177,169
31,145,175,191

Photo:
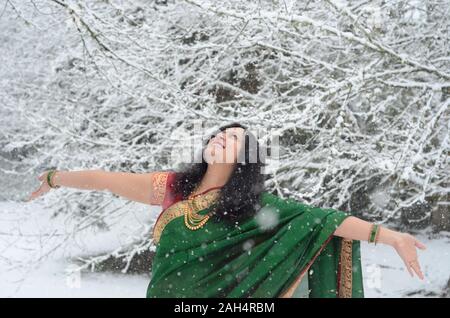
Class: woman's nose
216,134,225,143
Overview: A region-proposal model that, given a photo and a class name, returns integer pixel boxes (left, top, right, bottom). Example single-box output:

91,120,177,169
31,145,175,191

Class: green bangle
47,170,60,189
369,224,378,243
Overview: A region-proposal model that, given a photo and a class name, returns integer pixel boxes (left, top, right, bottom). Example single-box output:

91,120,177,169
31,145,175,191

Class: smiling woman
26,122,427,298
144,123,425,297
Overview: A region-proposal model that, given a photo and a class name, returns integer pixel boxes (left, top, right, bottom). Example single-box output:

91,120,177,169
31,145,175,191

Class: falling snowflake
242,239,255,251
255,206,279,231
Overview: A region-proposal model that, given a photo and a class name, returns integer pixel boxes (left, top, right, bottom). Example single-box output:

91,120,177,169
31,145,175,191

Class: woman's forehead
224,127,245,134
211,127,245,139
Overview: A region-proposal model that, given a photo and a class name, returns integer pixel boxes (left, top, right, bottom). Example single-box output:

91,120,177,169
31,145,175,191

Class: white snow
0,199,156,298
361,233,450,297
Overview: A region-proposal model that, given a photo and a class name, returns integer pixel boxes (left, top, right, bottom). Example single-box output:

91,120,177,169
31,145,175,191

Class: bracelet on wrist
47,170,61,189
374,225,381,245
368,223,379,244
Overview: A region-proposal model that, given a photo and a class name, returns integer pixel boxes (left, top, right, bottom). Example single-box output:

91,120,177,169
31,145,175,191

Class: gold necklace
184,189,220,230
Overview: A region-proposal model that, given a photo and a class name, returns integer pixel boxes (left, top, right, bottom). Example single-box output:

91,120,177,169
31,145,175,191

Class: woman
27,122,426,298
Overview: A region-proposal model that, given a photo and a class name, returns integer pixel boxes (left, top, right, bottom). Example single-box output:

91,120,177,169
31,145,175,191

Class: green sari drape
146,191,364,298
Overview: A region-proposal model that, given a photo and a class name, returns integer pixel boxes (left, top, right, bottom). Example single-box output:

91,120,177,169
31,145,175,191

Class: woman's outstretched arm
333,216,427,280
26,169,163,205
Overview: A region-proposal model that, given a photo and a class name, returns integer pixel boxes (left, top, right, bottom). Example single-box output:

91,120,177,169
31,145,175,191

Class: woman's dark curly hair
172,122,268,225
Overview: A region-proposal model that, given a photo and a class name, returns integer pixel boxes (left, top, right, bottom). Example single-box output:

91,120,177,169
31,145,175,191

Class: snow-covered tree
0,0,448,274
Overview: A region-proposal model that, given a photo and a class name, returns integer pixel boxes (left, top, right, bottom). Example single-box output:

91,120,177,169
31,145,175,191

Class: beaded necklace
184,187,221,230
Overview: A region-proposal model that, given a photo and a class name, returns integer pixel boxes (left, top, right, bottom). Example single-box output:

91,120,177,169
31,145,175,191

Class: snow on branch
1,0,448,273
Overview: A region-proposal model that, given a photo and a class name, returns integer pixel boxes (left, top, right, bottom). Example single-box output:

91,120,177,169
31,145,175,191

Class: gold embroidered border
151,172,170,205
152,189,221,245
338,238,353,298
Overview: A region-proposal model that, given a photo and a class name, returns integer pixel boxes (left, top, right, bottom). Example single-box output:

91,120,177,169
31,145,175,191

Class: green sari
146,172,364,298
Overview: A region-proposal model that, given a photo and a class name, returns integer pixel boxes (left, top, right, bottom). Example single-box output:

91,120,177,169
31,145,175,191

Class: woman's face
204,127,246,164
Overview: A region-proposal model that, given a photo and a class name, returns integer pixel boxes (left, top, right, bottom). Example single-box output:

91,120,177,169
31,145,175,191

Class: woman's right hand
26,171,52,202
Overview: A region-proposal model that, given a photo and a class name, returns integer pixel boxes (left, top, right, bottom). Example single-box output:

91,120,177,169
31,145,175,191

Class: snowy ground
0,199,155,298
0,200,449,298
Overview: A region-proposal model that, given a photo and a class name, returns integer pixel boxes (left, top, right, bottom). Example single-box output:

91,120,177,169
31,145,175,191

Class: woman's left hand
392,232,427,280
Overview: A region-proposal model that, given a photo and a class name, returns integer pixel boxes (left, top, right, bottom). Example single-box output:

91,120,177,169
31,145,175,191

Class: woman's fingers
410,261,424,280
26,183,44,202
415,239,427,250
27,191,37,202
29,190,40,201
404,260,414,278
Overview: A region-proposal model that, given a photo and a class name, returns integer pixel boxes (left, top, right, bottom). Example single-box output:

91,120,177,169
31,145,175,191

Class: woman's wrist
376,226,401,247
51,170,61,187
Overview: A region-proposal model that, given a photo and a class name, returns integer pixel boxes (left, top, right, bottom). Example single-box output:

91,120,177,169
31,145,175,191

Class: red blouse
153,172,182,228
153,171,223,228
